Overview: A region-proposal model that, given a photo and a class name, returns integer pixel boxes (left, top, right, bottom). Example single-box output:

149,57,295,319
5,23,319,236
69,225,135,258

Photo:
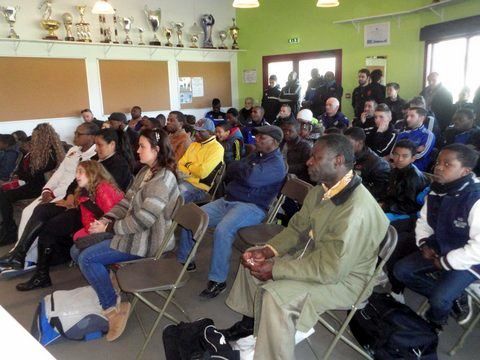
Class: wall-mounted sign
364,22,390,47
288,37,300,44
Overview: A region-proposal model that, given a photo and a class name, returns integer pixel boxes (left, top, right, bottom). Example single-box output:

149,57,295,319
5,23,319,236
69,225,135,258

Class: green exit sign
288,37,300,44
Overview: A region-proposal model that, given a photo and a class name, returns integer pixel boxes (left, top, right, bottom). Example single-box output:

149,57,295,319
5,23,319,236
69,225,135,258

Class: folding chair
115,202,209,359
195,162,226,206
234,177,313,252
307,225,398,360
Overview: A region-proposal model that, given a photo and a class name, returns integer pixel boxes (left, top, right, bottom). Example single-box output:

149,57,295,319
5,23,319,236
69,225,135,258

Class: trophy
112,10,119,44
39,0,60,40
62,12,75,41
218,30,227,49
121,16,133,44
144,6,161,46
137,27,145,45
173,22,184,47
229,18,239,50
75,5,92,42
201,14,215,48
0,5,20,39
189,22,202,48
99,14,110,43
164,26,173,47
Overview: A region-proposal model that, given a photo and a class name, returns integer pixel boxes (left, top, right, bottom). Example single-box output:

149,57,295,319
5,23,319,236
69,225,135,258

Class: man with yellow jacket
178,118,224,203
221,134,389,359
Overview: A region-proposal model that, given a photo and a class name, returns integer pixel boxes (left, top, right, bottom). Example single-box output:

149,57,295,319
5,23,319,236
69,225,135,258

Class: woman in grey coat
72,128,180,342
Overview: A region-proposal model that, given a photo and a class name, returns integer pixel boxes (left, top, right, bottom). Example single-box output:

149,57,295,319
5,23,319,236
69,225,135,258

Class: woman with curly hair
16,160,123,291
0,123,65,245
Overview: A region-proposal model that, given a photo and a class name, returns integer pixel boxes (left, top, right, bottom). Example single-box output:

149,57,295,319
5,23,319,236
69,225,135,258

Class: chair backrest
265,177,314,224
208,162,226,200
154,196,185,259
378,225,398,263
174,202,209,242
9,151,23,181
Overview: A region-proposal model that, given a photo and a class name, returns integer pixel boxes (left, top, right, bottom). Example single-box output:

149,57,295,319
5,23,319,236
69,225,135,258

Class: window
263,50,342,101
425,34,480,102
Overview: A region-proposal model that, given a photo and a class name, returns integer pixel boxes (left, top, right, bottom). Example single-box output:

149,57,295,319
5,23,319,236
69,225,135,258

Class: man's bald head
325,97,340,116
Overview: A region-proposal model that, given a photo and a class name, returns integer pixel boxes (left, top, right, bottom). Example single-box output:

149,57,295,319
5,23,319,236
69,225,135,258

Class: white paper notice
192,77,204,97
243,69,257,84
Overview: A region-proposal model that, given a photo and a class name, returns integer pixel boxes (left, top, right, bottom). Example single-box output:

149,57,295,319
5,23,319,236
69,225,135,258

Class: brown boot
103,301,131,342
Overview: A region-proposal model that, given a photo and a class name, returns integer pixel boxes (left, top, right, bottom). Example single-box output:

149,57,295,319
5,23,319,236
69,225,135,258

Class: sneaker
180,261,196,272
390,291,405,304
199,281,226,299
452,293,473,325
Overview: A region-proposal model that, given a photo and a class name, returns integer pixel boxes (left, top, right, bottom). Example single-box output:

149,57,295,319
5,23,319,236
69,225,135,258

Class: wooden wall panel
99,60,170,114
0,57,89,121
178,61,231,109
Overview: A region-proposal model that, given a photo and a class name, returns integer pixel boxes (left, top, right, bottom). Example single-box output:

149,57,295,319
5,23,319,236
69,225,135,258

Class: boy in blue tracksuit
215,123,244,164
395,107,436,171
394,144,480,328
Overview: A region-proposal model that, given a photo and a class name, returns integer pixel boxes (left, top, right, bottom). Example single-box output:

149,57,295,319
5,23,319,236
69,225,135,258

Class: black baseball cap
252,125,283,143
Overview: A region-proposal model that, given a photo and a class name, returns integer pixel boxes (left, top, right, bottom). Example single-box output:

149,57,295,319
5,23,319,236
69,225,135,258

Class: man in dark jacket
371,103,397,158
272,104,296,127
261,75,281,123
280,120,312,183
319,97,349,130
241,106,270,146
353,99,377,148
81,109,104,129
385,83,407,123
420,72,454,131
366,69,386,105
177,125,286,299
0,134,20,182
345,127,390,200
352,68,370,120
279,71,301,115
311,71,343,118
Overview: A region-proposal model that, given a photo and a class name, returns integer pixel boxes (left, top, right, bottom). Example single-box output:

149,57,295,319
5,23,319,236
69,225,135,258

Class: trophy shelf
0,37,245,57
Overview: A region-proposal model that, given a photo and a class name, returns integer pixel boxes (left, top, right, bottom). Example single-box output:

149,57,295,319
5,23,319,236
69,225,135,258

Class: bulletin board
178,61,232,109
0,57,89,121
99,60,170,114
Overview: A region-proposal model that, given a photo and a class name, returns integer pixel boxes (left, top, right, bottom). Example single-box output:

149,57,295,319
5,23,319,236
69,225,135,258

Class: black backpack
349,292,438,359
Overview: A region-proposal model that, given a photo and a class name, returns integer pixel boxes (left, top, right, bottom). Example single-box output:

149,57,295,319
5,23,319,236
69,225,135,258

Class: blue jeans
71,240,141,310
393,251,477,325
179,181,208,203
177,198,266,283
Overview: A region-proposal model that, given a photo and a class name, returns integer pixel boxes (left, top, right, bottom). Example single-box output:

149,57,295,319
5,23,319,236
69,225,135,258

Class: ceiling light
316,0,340,7
233,0,260,9
92,0,115,15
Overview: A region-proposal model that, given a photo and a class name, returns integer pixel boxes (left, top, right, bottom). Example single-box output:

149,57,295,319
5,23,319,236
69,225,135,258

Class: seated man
385,82,407,123
221,134,389,359
0,123,97,269
177,126,286,298
178,118,224,203
319,97,349,130
394,144,480,328
81,108,104,129
443,109,480,146
344,127,390,200
396,107,436,172
280,119,312,183
371,103,397,158
272,104,295,127
205,98,227,125
165,110,192,162
353,99,377,148
241,106,270,146
215,123,244,165
0,134,20,182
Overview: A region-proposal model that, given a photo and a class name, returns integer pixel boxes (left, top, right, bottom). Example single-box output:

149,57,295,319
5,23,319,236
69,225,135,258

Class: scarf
322,170,354,200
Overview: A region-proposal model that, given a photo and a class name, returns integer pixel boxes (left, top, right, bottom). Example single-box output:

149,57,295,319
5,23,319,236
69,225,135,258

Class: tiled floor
0,230,479,359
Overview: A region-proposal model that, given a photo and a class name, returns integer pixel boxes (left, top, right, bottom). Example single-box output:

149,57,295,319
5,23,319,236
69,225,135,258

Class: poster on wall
192,77,204,97
364,22,390,47
243,69,257,84
179,77,192,104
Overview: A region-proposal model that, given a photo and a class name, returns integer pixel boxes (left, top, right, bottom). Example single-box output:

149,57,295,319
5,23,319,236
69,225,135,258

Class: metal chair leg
449,308,480,355
417,298,429,316
155,290,192,322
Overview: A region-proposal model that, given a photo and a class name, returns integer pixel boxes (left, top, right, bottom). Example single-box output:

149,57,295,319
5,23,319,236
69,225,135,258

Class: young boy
215,123,244,165
393,144,480,327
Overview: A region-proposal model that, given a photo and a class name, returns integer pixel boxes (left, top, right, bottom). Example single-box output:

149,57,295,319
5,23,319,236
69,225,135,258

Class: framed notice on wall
364,22,390,47
243,69,257,84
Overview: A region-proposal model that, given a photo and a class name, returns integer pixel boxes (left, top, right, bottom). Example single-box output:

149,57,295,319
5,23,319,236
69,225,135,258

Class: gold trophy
229,18,239,50
39,0,60,40
218,30,227,49
62,12,75,41
75,5,92,42
164,26,173,47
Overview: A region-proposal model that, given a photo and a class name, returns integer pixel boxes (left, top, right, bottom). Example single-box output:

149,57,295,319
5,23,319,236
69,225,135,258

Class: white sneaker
390,291,405,304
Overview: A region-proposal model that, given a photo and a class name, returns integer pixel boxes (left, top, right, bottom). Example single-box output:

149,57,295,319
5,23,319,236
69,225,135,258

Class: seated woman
0,124,65,245
71,128,180,342
16,160,123,291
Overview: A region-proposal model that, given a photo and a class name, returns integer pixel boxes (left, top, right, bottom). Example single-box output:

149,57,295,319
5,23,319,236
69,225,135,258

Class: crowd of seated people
0,67,479,357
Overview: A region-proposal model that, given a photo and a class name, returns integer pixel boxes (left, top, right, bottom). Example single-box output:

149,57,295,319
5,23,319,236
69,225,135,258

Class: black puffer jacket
280,136,312,183
262,85,281,123
383,164,430,215
354,147,390,200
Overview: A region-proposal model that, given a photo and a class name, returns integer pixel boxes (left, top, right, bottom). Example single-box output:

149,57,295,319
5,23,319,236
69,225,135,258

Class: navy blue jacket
224,148,286,210
0,145,20,181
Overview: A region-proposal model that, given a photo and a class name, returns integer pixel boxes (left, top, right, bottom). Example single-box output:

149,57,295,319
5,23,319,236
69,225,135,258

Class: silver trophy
201,14,215,48
173,22,184,47
137,27,145,45
0,5,20,39
218,30,227,49
164,26,173,47
121,16,133,44
144,6,161,46
189,22,202,48
62,12,75,41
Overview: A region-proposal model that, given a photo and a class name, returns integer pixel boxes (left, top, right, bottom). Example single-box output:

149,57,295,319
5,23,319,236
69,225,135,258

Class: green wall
235,0,480,119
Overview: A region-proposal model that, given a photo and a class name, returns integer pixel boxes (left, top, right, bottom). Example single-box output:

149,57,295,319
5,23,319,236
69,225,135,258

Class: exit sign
288,37,300,44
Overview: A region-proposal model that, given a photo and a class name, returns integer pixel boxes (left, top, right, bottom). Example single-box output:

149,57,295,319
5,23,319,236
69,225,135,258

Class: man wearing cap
178,118,224,203
319,97,349,130
297,108,324,146
177,125,286,298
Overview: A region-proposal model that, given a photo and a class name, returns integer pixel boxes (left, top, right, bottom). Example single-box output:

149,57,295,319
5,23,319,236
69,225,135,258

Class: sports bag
349,292,438,359
32,285,109,346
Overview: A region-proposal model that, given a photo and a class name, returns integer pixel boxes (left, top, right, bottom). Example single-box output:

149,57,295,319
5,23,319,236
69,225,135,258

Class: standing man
165,111,192,162
366,69,386,105
128,106,143,132
279,71,301,115
352,68,370,121
81,109,103,129
420,72,454,131
303,68,323,109
177,126,286,298
311,71,343,118
261,75,281,123
220,134,389,359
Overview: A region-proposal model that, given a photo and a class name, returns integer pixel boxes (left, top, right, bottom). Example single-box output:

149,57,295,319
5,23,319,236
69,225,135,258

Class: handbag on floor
31,285,109,346
349,292,438,359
